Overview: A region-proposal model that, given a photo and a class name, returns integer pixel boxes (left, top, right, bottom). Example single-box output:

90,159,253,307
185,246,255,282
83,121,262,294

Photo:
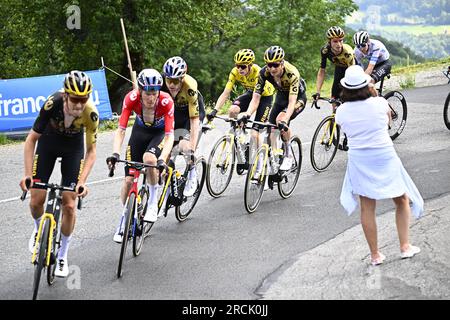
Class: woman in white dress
335,65,424,266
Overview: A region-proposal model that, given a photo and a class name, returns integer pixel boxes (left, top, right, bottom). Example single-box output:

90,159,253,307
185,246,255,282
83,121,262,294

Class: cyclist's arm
189,116,200,151
365,48,380,75
284,94,298,121
246,72,265,116
316,68,326,95
112,128,126,155
20,129,41,190
78,142,96,187
213,87,232,112
244,91,260,117
160,134,174,162
114,94,134,154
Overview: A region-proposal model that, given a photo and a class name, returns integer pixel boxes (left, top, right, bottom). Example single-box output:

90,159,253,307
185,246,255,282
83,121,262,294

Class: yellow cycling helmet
264,46,285,63
326,26,345,39
234,49,255,65
63,70,93,96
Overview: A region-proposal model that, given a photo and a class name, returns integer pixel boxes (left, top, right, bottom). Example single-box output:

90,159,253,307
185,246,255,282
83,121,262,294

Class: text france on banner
0,69,112,132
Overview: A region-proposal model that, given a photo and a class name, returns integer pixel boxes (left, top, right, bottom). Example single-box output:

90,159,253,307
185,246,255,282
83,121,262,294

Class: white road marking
0,176,123,204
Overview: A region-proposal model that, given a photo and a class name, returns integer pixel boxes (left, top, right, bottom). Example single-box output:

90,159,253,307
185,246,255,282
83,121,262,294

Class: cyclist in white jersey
353,31,392,84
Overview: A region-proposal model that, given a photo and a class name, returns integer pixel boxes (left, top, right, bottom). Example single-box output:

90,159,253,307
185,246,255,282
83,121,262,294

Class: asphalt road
0,84,449,300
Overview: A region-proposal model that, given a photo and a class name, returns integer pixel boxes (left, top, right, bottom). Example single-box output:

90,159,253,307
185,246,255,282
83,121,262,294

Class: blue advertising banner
0,69,112,133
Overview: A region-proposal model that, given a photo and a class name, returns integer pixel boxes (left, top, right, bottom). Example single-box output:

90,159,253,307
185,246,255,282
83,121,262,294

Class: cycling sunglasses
356,43,367,49
68,95,89,104
235,64,248,70
165,78,181,85
266,62,281,69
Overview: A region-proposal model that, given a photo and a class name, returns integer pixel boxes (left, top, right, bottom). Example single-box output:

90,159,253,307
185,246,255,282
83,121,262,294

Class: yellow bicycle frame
215,133,235,170
158,166,174,209
319,115,337,146
31,213,56,266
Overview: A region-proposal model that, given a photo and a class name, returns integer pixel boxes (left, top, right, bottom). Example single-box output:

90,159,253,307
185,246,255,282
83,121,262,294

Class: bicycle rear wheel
444,92,450,130
175,156,206,222
206,135,235,198
278,136,302,199
117,193,135,278
244,146,267,213
384,91,407,140
133,186,149,257
32,221,49,300
310,116,339,172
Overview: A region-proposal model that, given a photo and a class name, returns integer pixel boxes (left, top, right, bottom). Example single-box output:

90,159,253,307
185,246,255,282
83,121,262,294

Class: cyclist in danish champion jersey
161,56,205,197
19,70,99,277
353,31,392,84
107,69,175,242
240,46,307,173
314,26,355,103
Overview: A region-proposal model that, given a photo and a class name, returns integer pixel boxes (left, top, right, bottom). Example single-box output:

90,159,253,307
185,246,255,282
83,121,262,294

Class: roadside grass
0,134,23,145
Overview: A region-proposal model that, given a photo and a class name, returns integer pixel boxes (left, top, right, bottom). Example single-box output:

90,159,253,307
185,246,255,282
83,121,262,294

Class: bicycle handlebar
20,178,84,209
108,158,167,185
311,97,342,109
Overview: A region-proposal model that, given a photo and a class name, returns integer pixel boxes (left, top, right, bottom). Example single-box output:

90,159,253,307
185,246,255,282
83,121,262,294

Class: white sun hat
340,65,372,89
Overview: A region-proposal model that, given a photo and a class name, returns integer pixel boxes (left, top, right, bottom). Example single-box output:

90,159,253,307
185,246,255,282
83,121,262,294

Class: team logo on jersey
188,89,196,97
43,96,54,110
161,98,170,106
90,112,98,122
130,91,138,101
322,47,329,55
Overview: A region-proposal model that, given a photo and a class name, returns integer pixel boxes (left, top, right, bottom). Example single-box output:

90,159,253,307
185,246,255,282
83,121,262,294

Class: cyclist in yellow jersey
240,46,307,173
207,49,275,170
314,26,355,103
162,56,205,197
207,49,274,122
19,71,98,277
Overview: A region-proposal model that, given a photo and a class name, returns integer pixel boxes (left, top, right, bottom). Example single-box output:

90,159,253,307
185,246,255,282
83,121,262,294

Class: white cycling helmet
163,56,187,79
353,31,369,46
137,69,163,91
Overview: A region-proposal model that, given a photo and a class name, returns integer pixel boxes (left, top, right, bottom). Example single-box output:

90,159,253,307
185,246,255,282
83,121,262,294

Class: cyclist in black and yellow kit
19,71,99,277
240,46,307,172
162,56,205,197
314,26,355,103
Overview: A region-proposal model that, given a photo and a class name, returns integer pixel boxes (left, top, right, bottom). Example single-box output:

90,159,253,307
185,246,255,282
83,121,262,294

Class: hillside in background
347,0,449,59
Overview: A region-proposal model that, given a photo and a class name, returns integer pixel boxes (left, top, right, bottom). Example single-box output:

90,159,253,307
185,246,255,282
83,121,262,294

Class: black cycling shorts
125,122,165,176
32,133,84,190
371,60,392,83
268,88,307,125
332,66,346,99
173,92,206,146
233,90,273,131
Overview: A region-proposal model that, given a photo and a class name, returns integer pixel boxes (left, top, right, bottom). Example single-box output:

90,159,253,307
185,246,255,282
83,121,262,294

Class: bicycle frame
26,182,80,266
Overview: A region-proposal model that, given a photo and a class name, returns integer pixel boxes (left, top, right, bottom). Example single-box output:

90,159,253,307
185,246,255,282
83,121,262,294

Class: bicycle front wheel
244,146,267,214
278,136,302,199
206,135,235,198
32,220,50,300
175,156,206,222
310,116,339,172
117,193,135,278
444,92,450,130
384,91,407,140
